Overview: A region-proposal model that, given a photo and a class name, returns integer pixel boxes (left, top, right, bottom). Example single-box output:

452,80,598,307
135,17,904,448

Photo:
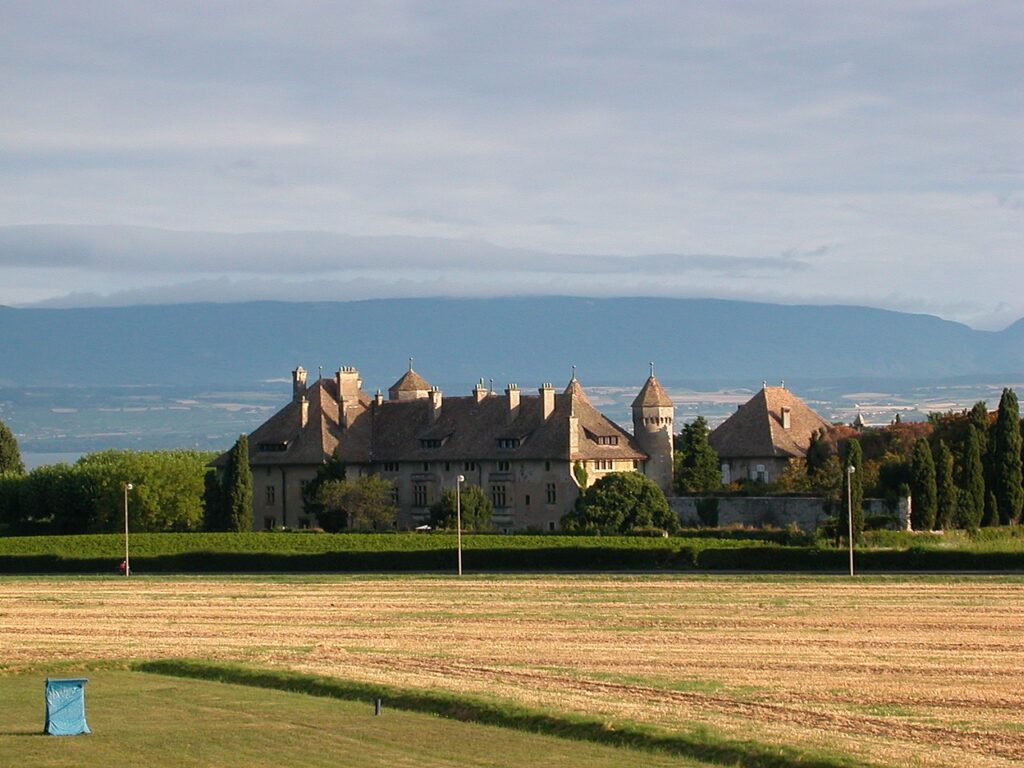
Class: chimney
781,406,791,430
473,378,488,403
336,366,361,402
375,389,384,406
292,366,307,401
428,386,443,422
300,395,309,428
540,383,555,420
568,414,579,457
505,384,520,424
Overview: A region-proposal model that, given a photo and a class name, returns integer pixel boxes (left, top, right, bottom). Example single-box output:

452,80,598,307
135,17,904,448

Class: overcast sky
0,2,1021,328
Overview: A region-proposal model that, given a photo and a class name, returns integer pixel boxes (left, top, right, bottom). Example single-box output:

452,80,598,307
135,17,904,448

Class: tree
934,440,956,530
992,388,1023,524
0,419,24,475
202,470,225,531
909,438,937,530
430,484,493,532
839,439,864,542
805,428,832,476
302,449,347,521
223,435,253,532
673,417,721,493
957,426,985,530
563,472,677,534
314,475,397,532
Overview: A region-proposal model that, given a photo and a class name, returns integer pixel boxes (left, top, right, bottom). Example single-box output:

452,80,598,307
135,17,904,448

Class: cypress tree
909,438,937,531
934,440,956,530
840,439,864,542
992,388,1023,524
673,417,721,493
202,470,225,531
0,419,24,475
958,426,985,530
224,435,253,532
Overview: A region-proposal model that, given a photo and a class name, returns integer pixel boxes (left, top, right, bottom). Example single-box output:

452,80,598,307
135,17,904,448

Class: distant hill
1,297,1022,389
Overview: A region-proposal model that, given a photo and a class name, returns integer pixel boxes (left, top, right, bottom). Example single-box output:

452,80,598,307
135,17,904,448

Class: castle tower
631,364,674,494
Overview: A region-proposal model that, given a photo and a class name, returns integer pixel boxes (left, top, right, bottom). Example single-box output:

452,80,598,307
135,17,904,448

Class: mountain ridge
1,297,1021,389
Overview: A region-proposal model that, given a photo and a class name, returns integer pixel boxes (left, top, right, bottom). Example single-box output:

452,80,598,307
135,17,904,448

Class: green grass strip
134,659,874,768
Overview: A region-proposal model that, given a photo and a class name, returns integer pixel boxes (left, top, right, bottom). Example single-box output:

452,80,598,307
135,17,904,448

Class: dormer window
258,442,288,453
497,437,521,449
420,438,443,449
596,435,619,446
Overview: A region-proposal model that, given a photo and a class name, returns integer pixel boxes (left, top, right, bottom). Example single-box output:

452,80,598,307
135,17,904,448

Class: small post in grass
374,698,382,716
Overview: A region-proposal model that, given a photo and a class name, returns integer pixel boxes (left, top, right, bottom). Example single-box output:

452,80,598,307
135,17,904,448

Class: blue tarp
44,678,90,736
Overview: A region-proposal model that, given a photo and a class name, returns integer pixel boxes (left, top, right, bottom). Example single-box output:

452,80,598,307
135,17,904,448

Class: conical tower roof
632,375,673,408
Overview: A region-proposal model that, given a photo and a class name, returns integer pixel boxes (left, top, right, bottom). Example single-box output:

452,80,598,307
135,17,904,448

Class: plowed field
2,575,1021,767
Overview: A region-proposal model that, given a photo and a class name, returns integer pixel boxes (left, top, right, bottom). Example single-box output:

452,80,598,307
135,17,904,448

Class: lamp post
123,482,133,578
456,474,465,576
846,465,856,577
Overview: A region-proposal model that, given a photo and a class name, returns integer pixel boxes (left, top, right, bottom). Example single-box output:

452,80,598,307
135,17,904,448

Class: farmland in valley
1,574,1021,768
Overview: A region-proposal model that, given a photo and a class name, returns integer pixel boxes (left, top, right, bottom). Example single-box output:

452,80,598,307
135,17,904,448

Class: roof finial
318,365,323,381
571,364,577,381
763,379,768,390
408,357,414,371
780,379,785,389
649,361,655,378
489,378,494,394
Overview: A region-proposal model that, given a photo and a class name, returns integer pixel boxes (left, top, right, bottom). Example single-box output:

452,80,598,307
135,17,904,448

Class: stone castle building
709,384,829,485
221,364,675,531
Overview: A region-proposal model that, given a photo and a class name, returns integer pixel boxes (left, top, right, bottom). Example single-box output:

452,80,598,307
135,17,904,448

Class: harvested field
1,575,1021,767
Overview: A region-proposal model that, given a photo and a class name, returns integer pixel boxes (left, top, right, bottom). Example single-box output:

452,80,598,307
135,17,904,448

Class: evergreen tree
909,438,937,530
934,440,956,530
224,435,253,532
958,426,985,530
202,470,225,531
673,416,721,493
992,388,1023,524
839,439,864,542
805,428,831,476
0,419,24,475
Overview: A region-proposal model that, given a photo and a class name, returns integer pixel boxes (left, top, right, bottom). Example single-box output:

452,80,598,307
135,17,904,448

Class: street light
123,482,134,578
846,465,856,577
456,474,465,576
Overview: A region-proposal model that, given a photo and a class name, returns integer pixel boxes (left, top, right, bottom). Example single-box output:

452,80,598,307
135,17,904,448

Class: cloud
0,225,809,276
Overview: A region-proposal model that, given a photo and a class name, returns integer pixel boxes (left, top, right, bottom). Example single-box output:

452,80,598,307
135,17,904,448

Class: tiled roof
388,368,431,393
709,386,830,460
220,374,649,468
632,375,673,408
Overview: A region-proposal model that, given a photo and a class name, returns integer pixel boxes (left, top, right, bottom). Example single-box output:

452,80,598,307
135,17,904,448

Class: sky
0,1,1021,329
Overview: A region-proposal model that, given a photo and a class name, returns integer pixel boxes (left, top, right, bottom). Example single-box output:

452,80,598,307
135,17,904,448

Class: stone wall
668,496,911,532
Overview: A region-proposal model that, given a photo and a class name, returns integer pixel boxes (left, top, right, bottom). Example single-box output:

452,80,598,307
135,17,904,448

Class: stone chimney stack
540,383,555,420
505,384,520,424
375,389,384,406
781,406,792,430
292,366,307,401
473,378,488,403
300,395,309,428
428,386,443,422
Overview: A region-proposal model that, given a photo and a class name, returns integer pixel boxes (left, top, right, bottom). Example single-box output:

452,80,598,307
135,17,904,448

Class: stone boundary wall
668,496,911,532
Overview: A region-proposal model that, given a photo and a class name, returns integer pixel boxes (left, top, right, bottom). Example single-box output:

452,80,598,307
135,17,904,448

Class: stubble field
1,574,1021,768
